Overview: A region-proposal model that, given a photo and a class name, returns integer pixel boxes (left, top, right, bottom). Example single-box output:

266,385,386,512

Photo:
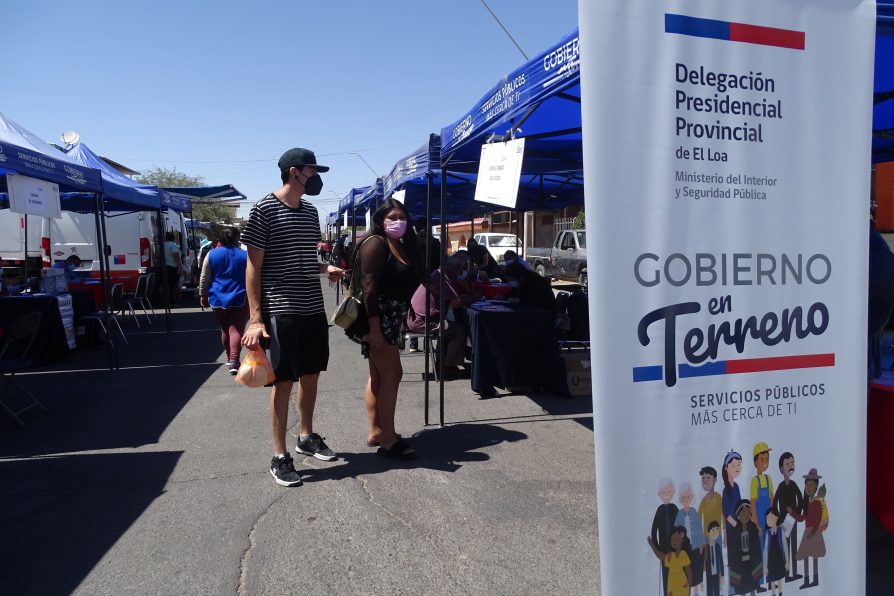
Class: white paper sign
579,1,875,594
392,189,406,204
474,138,525,209
7,172,61,219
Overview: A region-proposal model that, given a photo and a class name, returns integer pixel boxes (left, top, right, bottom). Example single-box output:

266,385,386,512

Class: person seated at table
473,245,501,281
504,260,557,315
502,250,534,272
406,254,478,377
61,255,85,283
452,250,476,296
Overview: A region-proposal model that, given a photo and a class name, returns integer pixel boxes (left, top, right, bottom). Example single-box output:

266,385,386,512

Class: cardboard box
562,350,592,396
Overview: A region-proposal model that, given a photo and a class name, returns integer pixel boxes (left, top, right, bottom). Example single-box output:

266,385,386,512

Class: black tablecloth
0,291,95,365
466,303,565,395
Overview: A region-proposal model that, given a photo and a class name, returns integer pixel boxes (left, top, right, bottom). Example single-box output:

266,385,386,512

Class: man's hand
199,295,210,308
242,321,270,349
325,264,346,282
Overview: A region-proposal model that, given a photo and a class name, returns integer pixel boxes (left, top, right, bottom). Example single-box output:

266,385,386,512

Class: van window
561,233,575,250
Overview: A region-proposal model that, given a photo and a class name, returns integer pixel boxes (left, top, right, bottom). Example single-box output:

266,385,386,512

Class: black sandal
376,438,416,460
367,433,400,448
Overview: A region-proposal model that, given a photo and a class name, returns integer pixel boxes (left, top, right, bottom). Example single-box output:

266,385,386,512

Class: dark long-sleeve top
358,235,419,317
772,479,804,525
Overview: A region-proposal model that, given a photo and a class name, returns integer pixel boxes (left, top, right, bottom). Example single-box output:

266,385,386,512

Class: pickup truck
526,229,588,286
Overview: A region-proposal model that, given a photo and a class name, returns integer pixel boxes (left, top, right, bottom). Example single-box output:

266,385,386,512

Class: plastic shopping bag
236,347,275,388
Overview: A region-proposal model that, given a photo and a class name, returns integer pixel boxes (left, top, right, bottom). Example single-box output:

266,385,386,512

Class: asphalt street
1,283,892,594
0,284,599,595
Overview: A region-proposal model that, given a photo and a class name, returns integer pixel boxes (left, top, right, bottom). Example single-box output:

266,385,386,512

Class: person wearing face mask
502,250,534,273
240,148,346,488
504,260,557,315
473,245,500,281
348,198,424,460
405,254,480,378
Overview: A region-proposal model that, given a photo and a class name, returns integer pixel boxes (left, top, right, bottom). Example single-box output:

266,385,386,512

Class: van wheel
535,263,546,277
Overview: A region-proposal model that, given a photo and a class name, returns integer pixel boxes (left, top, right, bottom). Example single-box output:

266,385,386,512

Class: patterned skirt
348,296,409,358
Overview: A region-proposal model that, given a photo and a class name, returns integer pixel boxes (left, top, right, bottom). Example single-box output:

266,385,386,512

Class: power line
115,150,374,165
479,0,529,60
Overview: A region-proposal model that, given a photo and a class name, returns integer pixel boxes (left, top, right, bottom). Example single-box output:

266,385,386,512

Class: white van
472,232,521,263
45,209,192,292
0,210,47,271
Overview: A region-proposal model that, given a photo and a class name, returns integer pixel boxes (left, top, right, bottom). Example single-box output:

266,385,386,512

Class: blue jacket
206,246,247,308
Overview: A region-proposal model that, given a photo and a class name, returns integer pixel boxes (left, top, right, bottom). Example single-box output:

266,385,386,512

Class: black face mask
301,173,324,196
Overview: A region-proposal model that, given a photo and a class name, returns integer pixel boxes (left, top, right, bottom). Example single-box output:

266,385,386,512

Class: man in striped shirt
241,148,345,487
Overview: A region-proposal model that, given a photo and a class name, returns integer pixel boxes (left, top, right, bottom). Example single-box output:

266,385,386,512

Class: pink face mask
384,218,407,239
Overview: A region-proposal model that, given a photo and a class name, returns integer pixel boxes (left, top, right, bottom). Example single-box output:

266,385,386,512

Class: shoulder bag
330,237,372,329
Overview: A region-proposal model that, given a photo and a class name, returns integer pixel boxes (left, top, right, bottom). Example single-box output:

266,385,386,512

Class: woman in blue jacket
200,227,248,374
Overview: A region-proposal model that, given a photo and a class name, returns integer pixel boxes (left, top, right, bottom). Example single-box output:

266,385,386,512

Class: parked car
472,233,521,262
526,229,588,285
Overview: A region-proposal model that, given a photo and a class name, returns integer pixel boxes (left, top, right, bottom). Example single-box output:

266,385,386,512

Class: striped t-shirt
241,193,323,316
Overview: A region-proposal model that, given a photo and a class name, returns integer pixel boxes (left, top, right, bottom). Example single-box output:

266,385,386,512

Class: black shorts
263,313,329,383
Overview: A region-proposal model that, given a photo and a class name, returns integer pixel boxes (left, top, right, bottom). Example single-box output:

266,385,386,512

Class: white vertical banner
579,1,875,595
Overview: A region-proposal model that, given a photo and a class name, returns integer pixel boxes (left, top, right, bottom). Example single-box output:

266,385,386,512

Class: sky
4,0,579,225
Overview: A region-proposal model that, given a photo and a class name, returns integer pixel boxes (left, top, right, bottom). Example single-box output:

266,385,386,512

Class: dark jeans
212,305,249,362
165,266,180,304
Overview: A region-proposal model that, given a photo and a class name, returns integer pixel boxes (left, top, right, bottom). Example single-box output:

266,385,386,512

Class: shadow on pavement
300,423,527,482
0,450,182,595
0,311,224,457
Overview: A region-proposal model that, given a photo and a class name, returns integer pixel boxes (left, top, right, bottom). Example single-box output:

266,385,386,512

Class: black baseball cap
278,147,329,172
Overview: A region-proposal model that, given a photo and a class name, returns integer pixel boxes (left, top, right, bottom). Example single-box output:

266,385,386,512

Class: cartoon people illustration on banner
647,526,692,596
788,468,828,589
675,483,705,594
721,450,744,541
647,448,827,594
750,442,775,592
651,478,680,596
728,499,762,595
704,521,724,596
772,451,804,582
762,507,788,595
698,466,723,548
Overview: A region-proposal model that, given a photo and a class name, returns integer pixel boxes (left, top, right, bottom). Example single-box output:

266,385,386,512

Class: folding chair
400,327,441,379
80,283,129,346
0,311,48,426
144,272,158,317
111,281,140,327
124,275,153,324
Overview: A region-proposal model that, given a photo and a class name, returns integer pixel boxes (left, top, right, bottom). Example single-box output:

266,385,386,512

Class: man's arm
242,246,269,348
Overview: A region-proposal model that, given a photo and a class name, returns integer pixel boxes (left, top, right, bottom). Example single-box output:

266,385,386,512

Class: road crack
237,492,288,595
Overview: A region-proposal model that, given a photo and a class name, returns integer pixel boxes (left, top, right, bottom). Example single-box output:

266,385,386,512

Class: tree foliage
573,210,585,229
136,166,205,188
137,167,233,238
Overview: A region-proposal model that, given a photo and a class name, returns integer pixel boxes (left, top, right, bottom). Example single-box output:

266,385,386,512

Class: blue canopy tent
162,184,246,202
63,142,160,212
0,115,122,369
439,28,584,214
873,2,894,162
65,142,195,335
0,113,104,196
337,186,369,222
354,178,384,214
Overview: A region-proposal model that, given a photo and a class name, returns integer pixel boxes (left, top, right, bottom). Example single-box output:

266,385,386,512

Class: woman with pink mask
348,198,424,460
